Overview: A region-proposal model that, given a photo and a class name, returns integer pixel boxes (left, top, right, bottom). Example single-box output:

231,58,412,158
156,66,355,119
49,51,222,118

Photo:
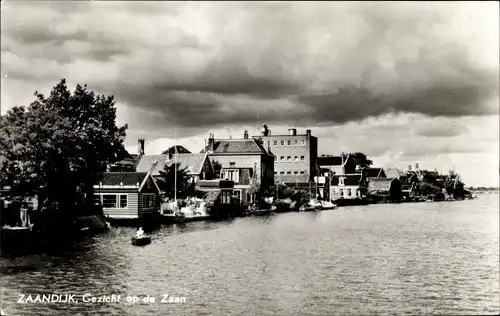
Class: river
1,194,499,315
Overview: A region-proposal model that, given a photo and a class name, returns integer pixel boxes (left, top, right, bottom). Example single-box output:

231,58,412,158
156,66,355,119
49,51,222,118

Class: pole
174,128,177,202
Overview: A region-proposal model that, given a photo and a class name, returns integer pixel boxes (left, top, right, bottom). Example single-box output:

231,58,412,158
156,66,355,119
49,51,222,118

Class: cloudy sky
1,1,499,186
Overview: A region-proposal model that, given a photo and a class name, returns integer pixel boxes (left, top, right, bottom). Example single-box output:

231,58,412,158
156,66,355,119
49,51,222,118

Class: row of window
274,171,307,175
94,193,155,209
332,188,363,197
266,140,306,147
274,156,306,162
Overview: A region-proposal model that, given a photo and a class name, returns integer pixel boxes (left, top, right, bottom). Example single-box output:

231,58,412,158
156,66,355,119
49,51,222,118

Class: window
287,140,291,146
293,171,298,175
356,189,360,197
142,194,155,208
339,177,344,186
294,156,299,161
300,171,305,174
102,194,117,208
301,140,306,146
222,191,231,204
232,190,241,202
347,189,352,196
274,171,278,174
273,140,278,146
280,140,285,146
294,140,298,145
287,156,291,162
221,169,239,183
93,194,101,206
340,189,344,197
286,171,291,175
300,156,305,161
119,194,128,208
280,156,285,161
280,171,285,175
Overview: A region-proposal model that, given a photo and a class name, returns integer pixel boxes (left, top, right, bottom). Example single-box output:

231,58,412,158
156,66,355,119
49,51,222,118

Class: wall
330,185,367,200
96,188,139,219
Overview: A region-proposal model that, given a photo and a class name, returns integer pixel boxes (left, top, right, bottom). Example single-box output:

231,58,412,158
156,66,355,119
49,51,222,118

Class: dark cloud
1,1,498,133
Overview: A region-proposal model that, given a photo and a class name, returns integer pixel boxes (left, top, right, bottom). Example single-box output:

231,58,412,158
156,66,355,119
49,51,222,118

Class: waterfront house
136,152,215,185
367,178,402,203
329,174,368,201
94,172,161,220
200,131,275,206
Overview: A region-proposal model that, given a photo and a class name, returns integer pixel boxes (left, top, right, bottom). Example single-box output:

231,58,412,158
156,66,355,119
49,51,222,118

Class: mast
174,128,177,202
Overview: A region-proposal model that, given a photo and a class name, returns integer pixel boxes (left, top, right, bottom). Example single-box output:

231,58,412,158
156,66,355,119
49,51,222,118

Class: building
200,131,274,205
136,152,215,184
195,179,237,218
362,167,386,180
367,178,402,203
329,174,368,201
94,172,161,220
107,139,144,172
317,154,356,176
257,125,318,185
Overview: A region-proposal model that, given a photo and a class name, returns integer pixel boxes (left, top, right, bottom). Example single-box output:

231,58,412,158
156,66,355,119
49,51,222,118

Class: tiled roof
331,174,364,186
98,172,148,186
201,139,270,155
385,168,405,179
136,153,208,176
368,178,398,192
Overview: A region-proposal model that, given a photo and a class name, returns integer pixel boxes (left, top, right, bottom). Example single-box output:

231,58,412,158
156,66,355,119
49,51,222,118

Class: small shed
94,172,161,219
368,178,402,202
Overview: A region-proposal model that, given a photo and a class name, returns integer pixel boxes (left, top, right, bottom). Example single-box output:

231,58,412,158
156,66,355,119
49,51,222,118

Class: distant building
367,178,402,203
362,167,386,181
201,131,274,205
257,125,318,185
329,174,368,201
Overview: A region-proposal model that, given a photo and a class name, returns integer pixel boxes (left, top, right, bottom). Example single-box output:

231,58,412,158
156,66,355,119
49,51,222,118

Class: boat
319,200,337,210
299,198,322,212
131,235,151,246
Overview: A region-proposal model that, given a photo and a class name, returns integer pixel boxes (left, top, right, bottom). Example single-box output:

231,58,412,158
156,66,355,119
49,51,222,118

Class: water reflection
1,195,499,315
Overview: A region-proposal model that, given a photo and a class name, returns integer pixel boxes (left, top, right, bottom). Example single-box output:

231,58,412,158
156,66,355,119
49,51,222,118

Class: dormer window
339,177,345,186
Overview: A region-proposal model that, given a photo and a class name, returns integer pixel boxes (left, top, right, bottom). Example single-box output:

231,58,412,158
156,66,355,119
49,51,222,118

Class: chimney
138,138,145,156
288,128,297,136
415,162,419,170
261,124,269,136
244,130,249,139
306,129,311,137
207,133,215,152
408,165,412,172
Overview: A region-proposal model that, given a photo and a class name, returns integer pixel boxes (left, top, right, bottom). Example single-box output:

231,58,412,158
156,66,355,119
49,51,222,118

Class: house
362,167,386,181
329,174,368,201
93,172,161,220
317,154,356,176
367,178,402,203
195,179,238,218
136,152,215,185
201,131,275,205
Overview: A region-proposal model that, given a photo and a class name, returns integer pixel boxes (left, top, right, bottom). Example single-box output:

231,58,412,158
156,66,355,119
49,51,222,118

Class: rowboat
131,235,151,246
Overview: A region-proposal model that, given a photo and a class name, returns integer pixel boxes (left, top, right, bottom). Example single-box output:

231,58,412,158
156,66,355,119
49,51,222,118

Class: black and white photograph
0,1,499,315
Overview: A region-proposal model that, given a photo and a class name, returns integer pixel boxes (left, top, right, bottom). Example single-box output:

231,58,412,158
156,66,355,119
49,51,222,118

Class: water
1,195,499,315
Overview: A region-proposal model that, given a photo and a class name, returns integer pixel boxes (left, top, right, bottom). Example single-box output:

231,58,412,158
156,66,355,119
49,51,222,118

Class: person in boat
135,227,145,238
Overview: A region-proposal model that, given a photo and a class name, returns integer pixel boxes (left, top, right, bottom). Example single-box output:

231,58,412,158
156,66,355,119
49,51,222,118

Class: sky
1,1,499,187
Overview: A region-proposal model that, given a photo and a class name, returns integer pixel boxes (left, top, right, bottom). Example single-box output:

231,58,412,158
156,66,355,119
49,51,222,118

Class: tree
157,162,192,199
212,160,222,179
161,145,191,155
349,152,373,169
0,79,127,216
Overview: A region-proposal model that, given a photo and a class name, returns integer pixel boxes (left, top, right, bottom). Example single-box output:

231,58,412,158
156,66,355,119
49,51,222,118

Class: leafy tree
0,79,127,216
157,162,192,199
161,145,191,155
212,160,222,179
349,152,373,169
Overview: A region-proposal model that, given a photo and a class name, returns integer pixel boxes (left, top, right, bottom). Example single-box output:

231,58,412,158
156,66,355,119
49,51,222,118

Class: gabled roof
98,172,148,186
385,168,405,179
136,153,209,176
201,139,271,155
368,178,399,192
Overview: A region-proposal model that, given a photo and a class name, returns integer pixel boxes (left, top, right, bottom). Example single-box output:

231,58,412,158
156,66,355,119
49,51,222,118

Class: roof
368,178,399,192
385,168,405,179
362,167,385,178
331,174,364,186
136,153,209,176
201,138,271,155
98,172,148,186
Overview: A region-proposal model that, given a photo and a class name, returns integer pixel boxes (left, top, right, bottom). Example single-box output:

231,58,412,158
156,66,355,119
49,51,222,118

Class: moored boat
319,200,337,210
